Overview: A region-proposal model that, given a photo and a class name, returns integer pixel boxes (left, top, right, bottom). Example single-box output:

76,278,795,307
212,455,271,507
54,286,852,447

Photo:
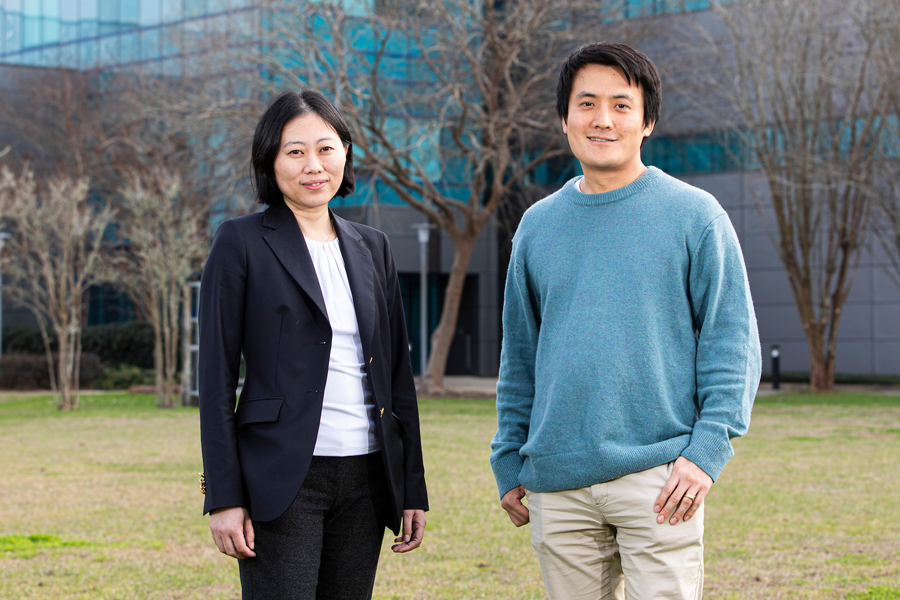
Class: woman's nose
303,155,323,173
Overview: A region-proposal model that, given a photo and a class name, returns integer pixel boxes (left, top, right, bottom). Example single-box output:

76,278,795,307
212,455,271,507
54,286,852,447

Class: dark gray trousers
239,453,388,600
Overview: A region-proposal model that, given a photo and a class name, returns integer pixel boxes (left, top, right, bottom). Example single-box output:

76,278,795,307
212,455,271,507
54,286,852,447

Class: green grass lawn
0,391,898,599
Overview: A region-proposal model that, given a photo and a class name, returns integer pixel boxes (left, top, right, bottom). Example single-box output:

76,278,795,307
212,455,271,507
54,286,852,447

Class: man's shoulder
649,168,726,224
518,180,575,229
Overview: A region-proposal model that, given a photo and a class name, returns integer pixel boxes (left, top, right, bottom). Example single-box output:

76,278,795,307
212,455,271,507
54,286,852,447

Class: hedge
0,353,104,389
2,322,156,369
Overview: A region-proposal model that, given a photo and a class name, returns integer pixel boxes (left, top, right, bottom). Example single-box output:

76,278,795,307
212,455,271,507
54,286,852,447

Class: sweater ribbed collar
565,166,662,206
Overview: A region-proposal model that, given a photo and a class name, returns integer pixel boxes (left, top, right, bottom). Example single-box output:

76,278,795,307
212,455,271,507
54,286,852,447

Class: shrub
0,352,105,389
2,322,156,369
93,364,154,390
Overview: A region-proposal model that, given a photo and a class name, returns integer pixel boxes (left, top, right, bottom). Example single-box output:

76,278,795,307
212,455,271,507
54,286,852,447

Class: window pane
23,0,39,17
59,38,77,66
120,29,138,62
161,0,181,22
140,0,160,24
43,0,59,18
141,26,159,59
185,0,205,18
80,37,98,66
42,14,60,43
22,13,38,46
100,32,118,65
60,0,77,20
121,0,138,22
5,12,22,53
81,0,99,20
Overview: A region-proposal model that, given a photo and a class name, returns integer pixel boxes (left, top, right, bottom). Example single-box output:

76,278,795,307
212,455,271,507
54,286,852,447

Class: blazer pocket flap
236,397,284,429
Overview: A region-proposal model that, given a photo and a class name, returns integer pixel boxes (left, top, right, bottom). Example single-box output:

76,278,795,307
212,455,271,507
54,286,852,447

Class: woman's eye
289,149,302,155
320,146,334,152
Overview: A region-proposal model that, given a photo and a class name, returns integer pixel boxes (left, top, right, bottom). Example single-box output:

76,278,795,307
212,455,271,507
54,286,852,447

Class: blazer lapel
333,213,375,359
262,203,328,320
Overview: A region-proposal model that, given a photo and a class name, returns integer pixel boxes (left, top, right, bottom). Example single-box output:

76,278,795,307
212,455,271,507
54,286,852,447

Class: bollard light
771,345,781,390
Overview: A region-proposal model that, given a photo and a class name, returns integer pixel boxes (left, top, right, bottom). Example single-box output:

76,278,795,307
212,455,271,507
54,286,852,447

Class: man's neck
578,163,648,194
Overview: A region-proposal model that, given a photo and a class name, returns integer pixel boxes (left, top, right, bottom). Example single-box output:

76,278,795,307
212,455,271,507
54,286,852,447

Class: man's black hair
251,90,355,206
556,42,661,128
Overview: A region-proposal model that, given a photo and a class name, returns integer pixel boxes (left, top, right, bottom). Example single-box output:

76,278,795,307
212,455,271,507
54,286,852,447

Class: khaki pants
526,463,704,600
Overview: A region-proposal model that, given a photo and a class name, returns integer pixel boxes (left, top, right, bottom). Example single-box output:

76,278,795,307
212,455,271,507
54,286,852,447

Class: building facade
2,0,898,376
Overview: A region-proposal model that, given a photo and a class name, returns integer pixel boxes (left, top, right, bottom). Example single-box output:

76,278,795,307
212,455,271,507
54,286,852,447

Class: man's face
562,64,654,181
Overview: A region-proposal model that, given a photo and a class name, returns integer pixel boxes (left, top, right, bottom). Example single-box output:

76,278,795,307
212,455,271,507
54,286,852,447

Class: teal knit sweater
490,167,761,499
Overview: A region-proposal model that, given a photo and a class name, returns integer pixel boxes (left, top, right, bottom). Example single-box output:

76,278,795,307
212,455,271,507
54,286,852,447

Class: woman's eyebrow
282,136,339,148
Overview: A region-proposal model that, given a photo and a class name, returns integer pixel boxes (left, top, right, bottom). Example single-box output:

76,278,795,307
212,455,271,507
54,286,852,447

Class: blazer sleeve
382,232,429,511
198,219,248,514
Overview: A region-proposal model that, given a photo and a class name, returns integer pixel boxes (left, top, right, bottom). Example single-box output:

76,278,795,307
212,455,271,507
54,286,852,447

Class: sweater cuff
680,425,735,482
491,451,525,499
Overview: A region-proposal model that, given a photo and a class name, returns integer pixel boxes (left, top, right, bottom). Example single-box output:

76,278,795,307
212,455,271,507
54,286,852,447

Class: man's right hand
500,485,530,527
210,506,256,559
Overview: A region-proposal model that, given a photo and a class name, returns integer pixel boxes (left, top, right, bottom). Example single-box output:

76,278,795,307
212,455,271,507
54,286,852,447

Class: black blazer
198,203,428,534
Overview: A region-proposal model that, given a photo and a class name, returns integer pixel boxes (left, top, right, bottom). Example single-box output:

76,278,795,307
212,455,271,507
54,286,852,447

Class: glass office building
3,0,897,375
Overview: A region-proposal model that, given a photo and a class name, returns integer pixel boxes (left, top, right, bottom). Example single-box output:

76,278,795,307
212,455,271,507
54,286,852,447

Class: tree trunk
56,325,74,411
809,351,835,392
35,313,58,397
151,289,166,408
424,235,476,393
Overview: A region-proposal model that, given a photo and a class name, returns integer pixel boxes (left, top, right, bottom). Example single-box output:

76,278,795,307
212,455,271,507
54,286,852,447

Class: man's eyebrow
573,91,636,101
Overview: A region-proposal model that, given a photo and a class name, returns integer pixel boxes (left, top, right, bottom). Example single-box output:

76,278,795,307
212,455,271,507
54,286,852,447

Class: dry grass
0,391,898,599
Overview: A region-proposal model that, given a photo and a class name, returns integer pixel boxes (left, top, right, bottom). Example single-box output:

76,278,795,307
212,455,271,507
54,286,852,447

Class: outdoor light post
771,344,781,390
412,223,434,382
0,232,9,360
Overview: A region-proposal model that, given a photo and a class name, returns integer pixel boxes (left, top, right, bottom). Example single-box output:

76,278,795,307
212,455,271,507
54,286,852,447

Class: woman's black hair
251,90,355,206
556,42,661,129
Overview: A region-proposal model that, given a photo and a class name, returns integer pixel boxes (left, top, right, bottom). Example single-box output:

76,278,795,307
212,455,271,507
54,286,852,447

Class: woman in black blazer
199,91,428,599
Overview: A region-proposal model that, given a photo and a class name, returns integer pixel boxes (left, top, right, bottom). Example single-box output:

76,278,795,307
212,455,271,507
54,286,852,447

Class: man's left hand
654,456,712,525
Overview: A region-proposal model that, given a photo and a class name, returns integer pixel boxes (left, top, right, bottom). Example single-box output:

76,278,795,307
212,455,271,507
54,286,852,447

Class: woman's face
273,113,348,213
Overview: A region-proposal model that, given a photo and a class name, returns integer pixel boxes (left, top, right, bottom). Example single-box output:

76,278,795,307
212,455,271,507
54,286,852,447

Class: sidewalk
419,377,900,398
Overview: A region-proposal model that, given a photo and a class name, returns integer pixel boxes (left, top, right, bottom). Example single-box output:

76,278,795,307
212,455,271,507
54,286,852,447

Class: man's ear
562,117,568,135
642,120,655,138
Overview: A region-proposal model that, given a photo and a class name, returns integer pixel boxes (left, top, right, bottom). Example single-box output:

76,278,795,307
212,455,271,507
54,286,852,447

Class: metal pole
771,345,781,390
412,224,432,379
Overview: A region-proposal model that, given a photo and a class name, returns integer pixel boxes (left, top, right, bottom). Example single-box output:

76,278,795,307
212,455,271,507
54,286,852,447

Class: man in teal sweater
490,43,761,599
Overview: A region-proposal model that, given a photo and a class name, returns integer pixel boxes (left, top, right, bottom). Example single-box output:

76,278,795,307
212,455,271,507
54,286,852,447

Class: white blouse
305,237,378,456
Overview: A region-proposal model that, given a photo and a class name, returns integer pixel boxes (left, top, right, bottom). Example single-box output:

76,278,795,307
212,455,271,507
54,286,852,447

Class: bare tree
117,168,209,408
669,0,891,391
247,0,641,390
868,1,900,293
0,166,113,410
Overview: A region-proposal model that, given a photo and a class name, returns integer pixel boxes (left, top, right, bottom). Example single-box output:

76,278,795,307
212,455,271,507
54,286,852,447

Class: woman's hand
210,506,256,559
391,509,426,553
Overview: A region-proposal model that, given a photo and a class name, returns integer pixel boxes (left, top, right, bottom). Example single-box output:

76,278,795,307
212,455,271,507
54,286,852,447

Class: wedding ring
683,494,695,503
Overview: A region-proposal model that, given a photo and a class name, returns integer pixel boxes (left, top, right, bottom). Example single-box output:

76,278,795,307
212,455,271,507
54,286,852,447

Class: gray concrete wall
680,170,900,376
332,204,503,376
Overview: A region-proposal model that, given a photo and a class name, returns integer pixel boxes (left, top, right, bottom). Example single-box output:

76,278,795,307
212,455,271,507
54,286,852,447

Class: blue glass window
100,33,118,65
80,0,99,20
22,14,38,47
99,0,118,22
80,37,98,67
120,29,138,62
140,0,161,25
141,26,160,60
121,0,138,23
162,0,181,22
59,38,78,67
42,14,60,44
44,0,60,18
